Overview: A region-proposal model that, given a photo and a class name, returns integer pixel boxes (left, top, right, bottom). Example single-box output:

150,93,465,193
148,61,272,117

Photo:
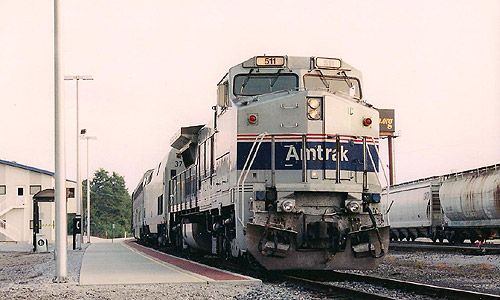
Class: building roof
0,159,76,183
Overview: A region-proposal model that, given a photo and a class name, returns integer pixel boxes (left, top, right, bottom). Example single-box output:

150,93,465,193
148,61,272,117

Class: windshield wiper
316,69,330,89
240,69,254,91
340,70,353,88
270,69,283,87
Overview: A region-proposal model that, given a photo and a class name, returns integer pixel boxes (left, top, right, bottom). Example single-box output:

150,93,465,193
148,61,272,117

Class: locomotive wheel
469,234,480,244
431,232,437,243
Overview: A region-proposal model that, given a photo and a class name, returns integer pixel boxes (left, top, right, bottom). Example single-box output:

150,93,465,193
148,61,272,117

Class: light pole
81,129,96,243
54,0,67,283
64,74,93,250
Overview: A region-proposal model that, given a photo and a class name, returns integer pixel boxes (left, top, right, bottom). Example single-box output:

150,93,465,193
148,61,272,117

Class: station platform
79,240,260,285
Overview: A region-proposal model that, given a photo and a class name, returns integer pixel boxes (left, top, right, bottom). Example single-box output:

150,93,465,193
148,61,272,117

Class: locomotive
132,55,389,270
387,164,500,244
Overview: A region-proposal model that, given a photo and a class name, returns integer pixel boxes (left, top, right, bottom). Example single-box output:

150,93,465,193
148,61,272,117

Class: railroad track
285,270,500,300
141,241,500,299
390,241,500,255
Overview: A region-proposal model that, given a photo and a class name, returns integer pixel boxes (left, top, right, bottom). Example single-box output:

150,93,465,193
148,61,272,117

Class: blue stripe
237,141,379,172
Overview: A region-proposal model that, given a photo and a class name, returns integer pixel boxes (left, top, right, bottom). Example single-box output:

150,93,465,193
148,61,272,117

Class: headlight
307,98,322,120
281,200,295,212
308,98,321,109
346,201,361,213
308,109,321,120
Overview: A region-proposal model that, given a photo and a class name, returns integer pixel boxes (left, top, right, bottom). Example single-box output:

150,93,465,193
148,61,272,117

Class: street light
64,74,93,250
81,129,96,244
54,0,67,283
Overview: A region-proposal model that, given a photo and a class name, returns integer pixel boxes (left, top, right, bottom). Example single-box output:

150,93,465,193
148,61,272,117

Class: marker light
248,114,258,125
363,117,372,127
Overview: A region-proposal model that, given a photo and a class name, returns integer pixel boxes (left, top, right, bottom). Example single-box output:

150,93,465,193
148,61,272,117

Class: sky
1,0,499,192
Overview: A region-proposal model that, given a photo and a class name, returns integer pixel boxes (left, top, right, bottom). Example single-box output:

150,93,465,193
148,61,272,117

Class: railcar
134,55,389,270
132,151,186,245
132,169,153,240
388,164,500,243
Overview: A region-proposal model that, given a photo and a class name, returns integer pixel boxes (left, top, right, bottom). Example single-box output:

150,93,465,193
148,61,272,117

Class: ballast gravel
347,248,500,295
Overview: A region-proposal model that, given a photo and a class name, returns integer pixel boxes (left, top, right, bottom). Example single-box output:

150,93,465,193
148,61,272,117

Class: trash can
35,234,48,252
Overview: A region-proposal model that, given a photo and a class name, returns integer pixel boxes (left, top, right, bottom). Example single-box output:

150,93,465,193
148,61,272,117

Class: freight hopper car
388,164,500,243
134,56,390,270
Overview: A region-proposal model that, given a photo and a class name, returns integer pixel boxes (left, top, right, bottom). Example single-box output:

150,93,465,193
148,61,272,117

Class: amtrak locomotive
132,55,389,270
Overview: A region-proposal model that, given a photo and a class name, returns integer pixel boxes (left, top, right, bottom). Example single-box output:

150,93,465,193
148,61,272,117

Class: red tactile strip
125,241,248,281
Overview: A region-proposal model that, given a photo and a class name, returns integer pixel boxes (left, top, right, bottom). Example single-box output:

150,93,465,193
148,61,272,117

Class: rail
390,240,500,255
286,270,500,300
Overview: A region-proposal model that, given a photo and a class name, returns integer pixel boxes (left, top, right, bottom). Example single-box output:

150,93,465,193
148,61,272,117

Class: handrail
236,132,267,227
367,137,392,214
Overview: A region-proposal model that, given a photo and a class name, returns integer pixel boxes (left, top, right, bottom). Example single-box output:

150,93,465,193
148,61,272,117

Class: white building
0,159,77,242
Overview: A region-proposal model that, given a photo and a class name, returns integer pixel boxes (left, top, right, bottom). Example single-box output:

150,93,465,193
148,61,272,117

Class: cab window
233,73,298,96
304,74,362,99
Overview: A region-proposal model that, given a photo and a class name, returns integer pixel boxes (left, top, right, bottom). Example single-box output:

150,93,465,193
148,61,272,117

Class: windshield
303,74,362,99
233,73,298,96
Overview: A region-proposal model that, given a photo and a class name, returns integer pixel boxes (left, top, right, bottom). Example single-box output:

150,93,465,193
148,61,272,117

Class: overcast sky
1,0,499,192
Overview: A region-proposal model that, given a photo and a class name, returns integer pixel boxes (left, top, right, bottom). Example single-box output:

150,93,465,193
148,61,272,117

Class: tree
83,169,131,238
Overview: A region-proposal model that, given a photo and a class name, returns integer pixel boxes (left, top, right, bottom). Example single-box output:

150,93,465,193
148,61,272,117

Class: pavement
79,240,260,286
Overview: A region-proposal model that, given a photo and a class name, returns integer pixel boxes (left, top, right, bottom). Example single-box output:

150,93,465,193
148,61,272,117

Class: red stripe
126,241,248,281
236,137,378,144
237,133,379,140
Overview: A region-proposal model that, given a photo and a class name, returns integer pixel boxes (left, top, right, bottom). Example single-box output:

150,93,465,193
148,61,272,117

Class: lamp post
54,0,67,283
81,129,96,243
64,74,93,250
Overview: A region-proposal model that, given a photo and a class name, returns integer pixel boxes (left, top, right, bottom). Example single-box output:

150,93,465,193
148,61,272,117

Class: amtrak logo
285,144,349,162
237,141,378,172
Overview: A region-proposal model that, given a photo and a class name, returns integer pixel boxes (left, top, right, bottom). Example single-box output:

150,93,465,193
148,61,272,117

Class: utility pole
64,74,93,250
388,135,396,185
54,0,67,283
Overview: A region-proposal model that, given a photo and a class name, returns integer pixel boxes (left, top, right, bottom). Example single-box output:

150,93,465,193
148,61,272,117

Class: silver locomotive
133,55,389,270
388,164,500,243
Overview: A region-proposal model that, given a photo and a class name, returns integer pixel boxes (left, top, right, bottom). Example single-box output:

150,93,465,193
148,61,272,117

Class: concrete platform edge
125,241,261,284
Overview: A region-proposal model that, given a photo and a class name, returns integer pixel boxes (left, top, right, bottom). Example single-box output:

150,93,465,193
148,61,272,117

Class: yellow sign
380,117,394,130
378,109,395,134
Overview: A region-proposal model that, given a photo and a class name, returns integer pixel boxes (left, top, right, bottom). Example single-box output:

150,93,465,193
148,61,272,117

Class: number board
315,57,342,69
256,56,285,67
